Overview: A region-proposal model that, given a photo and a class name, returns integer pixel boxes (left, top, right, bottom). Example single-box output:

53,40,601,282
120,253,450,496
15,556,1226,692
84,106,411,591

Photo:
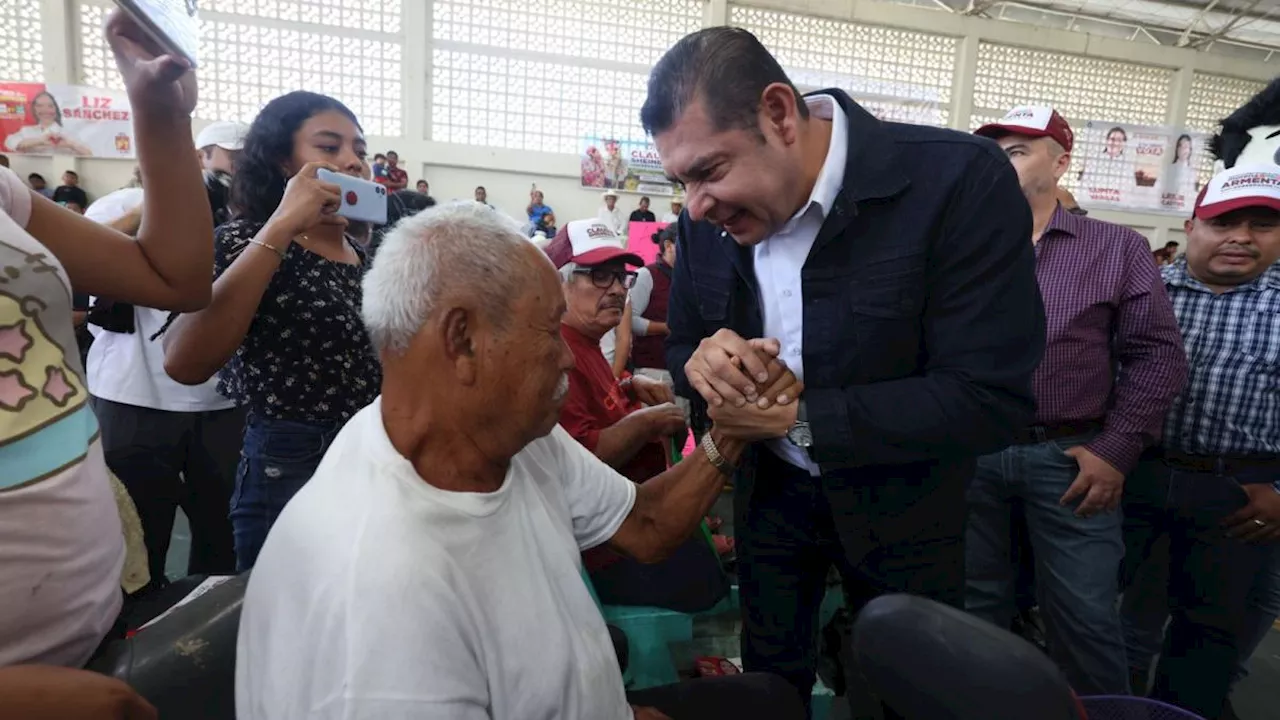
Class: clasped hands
688,329,803,442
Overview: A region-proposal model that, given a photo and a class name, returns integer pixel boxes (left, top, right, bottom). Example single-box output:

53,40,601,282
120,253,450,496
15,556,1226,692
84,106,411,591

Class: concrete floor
1235,629,1280,719
168,504,1280,719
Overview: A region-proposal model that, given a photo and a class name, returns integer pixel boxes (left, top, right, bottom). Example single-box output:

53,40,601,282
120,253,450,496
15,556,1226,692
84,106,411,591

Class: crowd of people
2,11,1279,720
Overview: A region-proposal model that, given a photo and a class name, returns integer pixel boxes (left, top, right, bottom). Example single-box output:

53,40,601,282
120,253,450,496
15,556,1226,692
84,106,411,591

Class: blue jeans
230,414,342,571
1124,526,1280,687
1117,458,1272,719
965,434,1130,695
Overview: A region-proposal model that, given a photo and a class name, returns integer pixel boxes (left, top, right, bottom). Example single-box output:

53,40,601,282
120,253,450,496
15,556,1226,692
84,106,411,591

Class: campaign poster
0,82,137,158
1159,131,1211,215
1076,121,1165,210
580,137,678,196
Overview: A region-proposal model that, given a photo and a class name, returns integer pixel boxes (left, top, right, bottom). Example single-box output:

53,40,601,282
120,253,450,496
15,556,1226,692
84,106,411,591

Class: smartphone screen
113,0,200,68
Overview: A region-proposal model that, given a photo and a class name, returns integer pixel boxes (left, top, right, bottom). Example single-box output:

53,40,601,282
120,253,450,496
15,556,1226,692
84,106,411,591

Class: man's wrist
708,428,746,467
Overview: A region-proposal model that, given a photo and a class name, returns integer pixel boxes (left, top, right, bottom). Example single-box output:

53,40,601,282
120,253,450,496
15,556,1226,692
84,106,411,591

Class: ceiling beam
962,0,999,16
1175,0,1221,47
1190,0,1265,48
989,0,1280,54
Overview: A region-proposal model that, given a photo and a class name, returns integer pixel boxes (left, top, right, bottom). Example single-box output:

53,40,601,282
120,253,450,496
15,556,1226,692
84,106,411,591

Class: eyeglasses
574,268,637,289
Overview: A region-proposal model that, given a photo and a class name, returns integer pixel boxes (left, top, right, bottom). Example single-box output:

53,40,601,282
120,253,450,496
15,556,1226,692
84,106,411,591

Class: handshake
688,329,804,442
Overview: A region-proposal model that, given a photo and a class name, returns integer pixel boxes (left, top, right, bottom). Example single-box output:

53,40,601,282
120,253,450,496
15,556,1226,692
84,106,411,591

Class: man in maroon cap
546,219,687,486
1120,164,1280,719
547,218,760,611
967,107,1187,695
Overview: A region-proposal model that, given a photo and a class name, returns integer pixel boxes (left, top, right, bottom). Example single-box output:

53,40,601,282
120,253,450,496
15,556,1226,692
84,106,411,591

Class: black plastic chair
86,574,248,720
852,594,1082,720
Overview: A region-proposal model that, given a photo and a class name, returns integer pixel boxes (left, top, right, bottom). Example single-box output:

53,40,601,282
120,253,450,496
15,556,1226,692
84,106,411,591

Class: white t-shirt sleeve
548,425,637,551
0,166,34,227
629,267,652,334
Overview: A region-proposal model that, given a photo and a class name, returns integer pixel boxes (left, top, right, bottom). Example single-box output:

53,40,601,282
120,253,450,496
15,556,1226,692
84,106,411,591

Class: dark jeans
590,532,730,613
627,672,805,719
965,433,1129,695
737,449,965,718
92,397,244,581
231,413,342,571
1119,457,1273,719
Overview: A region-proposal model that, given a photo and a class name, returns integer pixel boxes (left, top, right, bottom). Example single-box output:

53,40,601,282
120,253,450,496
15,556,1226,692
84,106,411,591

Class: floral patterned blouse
214,219,379,423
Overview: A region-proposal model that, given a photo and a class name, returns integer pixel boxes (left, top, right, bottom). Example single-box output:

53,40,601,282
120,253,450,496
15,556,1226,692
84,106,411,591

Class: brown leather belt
1011,419,1104,446
1157,451,1280,475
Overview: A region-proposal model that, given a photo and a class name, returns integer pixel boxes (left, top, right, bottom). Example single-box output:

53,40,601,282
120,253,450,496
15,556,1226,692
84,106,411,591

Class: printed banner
0,82,137,158
580,137,677,196
1075,121,1209,214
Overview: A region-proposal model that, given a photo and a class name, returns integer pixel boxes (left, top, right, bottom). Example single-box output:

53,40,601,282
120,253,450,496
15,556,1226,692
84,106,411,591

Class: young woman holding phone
163,91,379,571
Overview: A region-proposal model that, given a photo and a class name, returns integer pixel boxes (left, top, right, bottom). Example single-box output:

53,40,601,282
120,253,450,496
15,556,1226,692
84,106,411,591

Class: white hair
558,261,581,284
362,201,531,354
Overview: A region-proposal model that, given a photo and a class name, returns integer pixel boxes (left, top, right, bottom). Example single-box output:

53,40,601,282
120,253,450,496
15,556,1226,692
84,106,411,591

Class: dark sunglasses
574,268,637,289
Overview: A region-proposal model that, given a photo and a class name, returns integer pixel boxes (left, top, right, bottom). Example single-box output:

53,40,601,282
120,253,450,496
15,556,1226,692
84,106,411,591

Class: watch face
788,423,813,448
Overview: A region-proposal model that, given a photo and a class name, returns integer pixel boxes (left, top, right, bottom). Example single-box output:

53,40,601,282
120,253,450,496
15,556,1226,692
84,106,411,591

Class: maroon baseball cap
1193,164,1280,220
544,219,643,269
975,106,1074,152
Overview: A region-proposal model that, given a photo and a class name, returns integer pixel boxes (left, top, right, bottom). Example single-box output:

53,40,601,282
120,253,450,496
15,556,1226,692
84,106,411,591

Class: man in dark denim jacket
643,28,1046,714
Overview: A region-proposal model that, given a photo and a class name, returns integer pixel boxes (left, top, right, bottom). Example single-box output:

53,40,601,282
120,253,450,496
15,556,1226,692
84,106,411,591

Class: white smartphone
318,169,388,225
112,0,200,69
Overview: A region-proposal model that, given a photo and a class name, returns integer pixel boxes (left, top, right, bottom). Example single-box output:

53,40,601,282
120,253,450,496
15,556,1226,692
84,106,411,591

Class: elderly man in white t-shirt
235,202,804,720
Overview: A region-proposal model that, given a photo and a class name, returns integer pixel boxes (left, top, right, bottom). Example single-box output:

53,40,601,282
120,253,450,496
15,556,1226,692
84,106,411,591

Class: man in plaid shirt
1121,164,1280,720
968,107,1188,696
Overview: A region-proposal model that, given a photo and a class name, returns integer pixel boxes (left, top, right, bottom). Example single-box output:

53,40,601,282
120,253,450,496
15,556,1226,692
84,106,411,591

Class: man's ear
1184,218,1196,234
442,307,479,386
760,83,802,144
1054,150,1072,180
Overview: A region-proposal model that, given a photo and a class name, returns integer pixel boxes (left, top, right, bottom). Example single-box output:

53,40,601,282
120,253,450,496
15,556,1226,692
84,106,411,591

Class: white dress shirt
753,94,848,474
598,205,625,234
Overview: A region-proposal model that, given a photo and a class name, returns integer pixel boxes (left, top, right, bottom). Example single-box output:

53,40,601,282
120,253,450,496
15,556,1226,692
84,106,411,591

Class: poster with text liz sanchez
0,82,137,159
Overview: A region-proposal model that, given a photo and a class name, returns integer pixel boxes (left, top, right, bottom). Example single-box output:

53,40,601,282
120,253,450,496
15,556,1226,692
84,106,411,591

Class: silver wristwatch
786,400,813,448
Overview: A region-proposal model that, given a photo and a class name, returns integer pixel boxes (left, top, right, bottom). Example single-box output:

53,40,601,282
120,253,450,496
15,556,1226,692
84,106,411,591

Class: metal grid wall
0,0,42,83
78,1,403,135
730,5,956,127
429,0,703,150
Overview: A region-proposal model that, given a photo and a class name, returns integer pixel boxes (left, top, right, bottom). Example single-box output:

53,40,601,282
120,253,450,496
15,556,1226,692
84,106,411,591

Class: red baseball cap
975,106,1074,152
1193,164,1280,220
544,219,643,269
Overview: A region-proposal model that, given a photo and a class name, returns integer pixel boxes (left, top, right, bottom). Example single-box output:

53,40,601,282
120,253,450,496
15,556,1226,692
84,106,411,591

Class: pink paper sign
626,221,668,265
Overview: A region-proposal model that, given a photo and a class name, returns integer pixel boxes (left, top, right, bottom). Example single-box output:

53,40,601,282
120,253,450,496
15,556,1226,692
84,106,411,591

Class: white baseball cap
84,187,144,225
1194,164,1280,220
545,219,643,269
975,106,1074,152
195,121,249,151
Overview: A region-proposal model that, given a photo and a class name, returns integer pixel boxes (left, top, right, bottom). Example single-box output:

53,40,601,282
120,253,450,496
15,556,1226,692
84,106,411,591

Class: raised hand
105,9,196,118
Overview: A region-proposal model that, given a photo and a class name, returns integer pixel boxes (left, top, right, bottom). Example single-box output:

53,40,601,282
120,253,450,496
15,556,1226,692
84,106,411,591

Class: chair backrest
1079,696,1206,720
852,594,1082,720
86,574,249,720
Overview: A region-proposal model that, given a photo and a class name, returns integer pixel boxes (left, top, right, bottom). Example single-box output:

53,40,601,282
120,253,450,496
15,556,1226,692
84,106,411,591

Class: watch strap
700,432,735,476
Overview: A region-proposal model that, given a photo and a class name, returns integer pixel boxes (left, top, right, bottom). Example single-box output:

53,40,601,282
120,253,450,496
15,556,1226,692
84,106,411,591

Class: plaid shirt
1162,258,1280,456
1033,205,1187,473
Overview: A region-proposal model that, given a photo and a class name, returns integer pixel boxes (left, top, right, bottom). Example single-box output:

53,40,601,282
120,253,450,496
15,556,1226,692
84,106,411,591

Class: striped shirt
1162,258,1280,456
1033,205,1187,473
